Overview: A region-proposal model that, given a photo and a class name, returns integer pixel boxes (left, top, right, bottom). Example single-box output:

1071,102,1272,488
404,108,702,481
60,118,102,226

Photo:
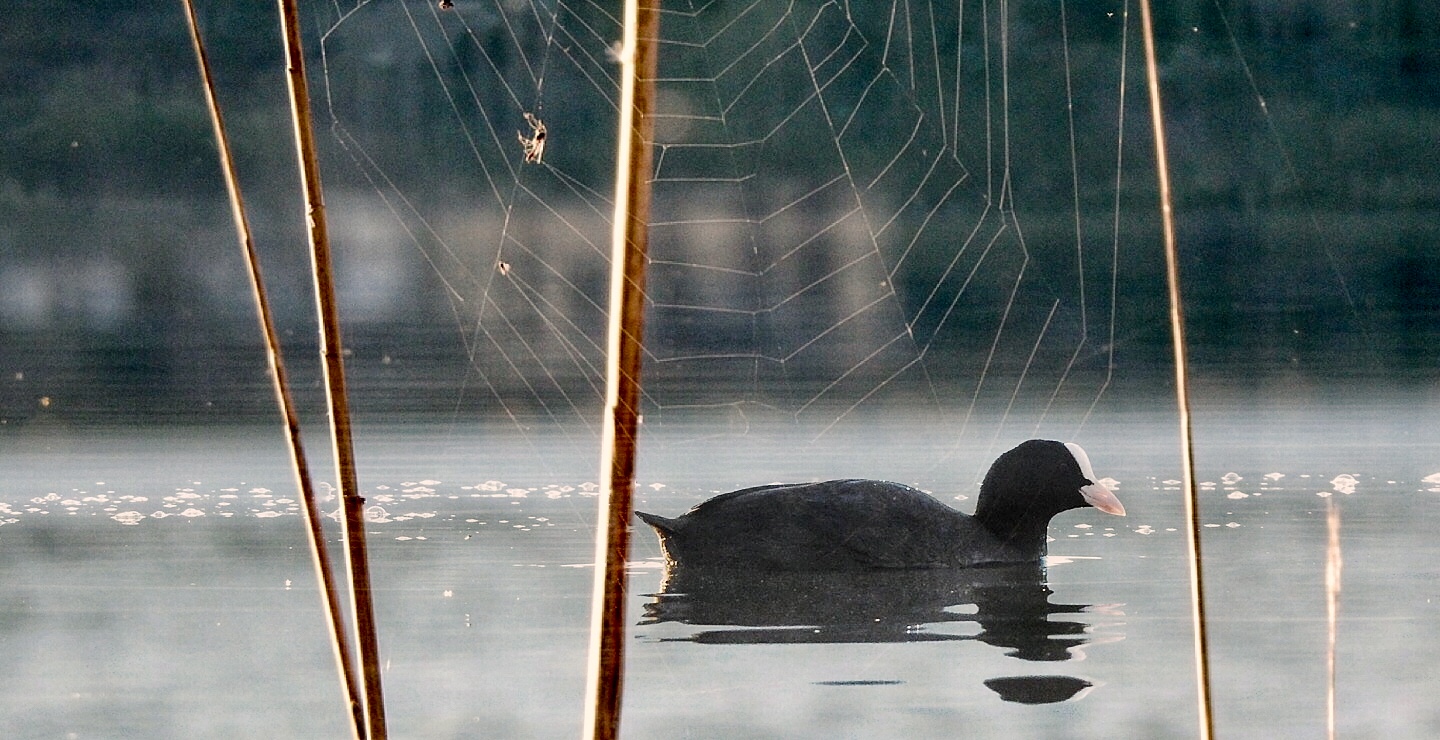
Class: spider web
309,0,1154,474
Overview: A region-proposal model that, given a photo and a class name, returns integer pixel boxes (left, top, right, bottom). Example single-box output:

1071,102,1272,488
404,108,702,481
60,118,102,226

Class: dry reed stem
276,0,387,736
1139,0,1215,737
1326,500,1343,740
584,2,660,738
180,2,365,735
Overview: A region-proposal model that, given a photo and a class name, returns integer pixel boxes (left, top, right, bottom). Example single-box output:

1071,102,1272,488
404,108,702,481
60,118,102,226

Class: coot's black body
636,440,1124,571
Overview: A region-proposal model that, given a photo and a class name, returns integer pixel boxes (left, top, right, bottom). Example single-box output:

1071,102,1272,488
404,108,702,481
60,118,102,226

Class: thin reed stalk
584,1,660,738
1137,1,1215,737
276,1,388,737
180,2,365,736
1326,500,1343,740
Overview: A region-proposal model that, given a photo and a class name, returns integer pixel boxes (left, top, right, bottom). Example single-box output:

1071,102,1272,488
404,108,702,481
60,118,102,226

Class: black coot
636,439,1124,571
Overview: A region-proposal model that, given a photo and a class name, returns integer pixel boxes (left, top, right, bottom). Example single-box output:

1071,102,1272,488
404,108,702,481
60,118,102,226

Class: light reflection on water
3,400,1440,737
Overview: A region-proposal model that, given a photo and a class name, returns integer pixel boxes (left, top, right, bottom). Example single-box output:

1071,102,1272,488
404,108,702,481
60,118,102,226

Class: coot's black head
973,440,1124,546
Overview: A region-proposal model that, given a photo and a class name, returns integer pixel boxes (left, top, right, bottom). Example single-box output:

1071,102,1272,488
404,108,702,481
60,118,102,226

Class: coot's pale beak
1081,482,1126,516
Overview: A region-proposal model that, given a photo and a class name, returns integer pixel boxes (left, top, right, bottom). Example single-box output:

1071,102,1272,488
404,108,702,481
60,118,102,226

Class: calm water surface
4,395,1440,738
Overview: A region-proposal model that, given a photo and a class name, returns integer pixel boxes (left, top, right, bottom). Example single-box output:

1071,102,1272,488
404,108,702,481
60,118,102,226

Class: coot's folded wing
803,480,976,568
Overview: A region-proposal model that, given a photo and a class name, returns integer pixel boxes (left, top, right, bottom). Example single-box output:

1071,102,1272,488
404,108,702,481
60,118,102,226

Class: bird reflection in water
640,562,1119,704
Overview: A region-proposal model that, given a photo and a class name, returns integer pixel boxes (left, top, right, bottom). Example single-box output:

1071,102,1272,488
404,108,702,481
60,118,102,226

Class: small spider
517,112,546,164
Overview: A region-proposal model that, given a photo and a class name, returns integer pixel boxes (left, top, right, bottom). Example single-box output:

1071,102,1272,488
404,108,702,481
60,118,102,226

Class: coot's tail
635,510,680,534
635,511,684,567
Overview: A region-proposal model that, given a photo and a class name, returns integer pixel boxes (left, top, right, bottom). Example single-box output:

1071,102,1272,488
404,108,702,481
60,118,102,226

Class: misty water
5,388,1439,738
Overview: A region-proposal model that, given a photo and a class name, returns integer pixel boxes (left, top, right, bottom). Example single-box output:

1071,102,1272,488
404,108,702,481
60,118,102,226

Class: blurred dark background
2,0,1437,425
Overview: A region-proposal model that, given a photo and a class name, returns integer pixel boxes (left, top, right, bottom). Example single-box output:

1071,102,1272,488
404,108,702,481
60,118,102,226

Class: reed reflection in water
640,563,1120,703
